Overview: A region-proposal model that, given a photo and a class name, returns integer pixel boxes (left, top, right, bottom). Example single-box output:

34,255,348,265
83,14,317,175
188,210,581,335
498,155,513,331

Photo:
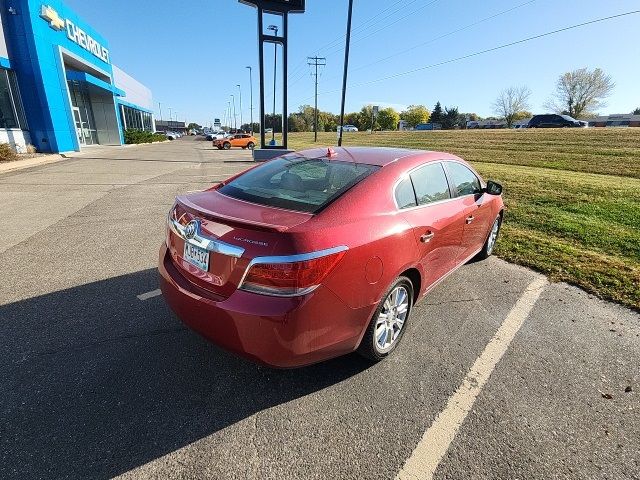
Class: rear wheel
223,142,231,150
358,277,413,361
476,214,502,260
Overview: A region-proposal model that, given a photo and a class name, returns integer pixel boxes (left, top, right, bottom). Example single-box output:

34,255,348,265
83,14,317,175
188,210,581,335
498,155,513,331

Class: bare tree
492,86,531,128
544,67,614,118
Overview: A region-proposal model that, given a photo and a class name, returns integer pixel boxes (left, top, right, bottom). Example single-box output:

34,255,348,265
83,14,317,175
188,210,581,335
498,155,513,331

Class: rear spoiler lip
176,195,310,233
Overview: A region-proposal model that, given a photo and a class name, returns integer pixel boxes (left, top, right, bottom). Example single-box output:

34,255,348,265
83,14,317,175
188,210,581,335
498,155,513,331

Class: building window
0,69,27,129
120,104,153,132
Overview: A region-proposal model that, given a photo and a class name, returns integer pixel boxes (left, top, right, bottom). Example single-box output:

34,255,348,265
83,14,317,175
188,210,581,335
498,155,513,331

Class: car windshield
561,115,576,121
218,156,380,213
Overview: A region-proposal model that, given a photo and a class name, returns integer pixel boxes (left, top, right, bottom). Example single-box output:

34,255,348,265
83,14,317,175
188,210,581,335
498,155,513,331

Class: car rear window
218,157,380,213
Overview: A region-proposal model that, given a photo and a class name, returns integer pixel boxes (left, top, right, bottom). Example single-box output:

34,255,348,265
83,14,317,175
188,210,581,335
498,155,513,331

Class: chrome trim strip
238,245,349,297
168,217,245,258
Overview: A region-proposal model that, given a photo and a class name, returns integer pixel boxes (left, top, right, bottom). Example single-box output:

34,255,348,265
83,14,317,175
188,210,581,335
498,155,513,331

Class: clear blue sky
65,0,640,126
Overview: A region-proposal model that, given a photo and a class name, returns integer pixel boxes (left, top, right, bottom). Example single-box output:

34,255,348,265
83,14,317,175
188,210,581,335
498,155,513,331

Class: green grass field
284,129,640,310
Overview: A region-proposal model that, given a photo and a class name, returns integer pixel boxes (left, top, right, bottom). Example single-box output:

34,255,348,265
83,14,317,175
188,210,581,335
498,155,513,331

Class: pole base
252,148,294,162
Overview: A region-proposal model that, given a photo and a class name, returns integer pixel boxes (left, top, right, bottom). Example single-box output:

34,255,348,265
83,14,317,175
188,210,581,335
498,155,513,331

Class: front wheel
476,214,502,260
223,142,231,150
247,142,255,150
358,277,413,361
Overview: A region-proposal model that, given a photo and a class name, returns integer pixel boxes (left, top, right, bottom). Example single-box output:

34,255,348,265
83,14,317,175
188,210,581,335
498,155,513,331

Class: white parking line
397,276,548,480
137,289,162,301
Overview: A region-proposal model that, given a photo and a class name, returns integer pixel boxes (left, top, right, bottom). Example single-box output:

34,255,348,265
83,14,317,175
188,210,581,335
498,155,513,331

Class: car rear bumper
158,244,372,368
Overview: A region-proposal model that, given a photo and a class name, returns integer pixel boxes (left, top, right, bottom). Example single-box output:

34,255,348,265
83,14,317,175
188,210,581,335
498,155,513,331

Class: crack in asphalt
14,326,188,363
422,284,548,307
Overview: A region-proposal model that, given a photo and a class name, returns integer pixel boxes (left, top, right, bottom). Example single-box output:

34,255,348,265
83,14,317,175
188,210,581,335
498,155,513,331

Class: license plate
183,242,210,271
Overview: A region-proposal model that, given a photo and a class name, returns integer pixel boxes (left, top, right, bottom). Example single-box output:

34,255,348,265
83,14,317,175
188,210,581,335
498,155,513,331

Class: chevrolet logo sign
40,5,65,31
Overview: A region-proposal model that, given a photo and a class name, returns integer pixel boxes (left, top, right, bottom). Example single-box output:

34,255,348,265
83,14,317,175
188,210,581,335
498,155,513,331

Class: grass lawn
284,129,640,310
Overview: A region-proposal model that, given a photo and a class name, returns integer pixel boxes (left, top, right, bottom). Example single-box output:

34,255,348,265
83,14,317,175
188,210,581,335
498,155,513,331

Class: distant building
586,114,640,127
467,119,507,129
155,120,187,134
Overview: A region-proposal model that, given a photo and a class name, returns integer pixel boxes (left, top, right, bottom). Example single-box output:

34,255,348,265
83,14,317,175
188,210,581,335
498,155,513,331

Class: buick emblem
184,220,198,239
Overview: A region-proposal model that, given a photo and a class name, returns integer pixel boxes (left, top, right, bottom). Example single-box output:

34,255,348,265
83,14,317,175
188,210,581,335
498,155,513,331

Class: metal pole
246,66,254,135
272,26,278,143
158,102,163,126
258,9,266,148
237,84,243,131
314,59,318,142
338,0,354,147
282,15,288,149
231,95,237,131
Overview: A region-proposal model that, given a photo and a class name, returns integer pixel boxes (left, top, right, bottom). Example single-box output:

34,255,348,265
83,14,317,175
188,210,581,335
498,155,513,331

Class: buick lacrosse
159,147,504,367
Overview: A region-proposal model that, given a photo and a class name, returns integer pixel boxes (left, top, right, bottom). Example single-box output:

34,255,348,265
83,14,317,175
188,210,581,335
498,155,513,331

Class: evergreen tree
430,101,443,123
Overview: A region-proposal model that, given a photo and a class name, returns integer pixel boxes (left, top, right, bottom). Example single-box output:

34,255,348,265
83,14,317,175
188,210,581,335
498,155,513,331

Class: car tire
223,142,231,150
357,276,413,362
247,142,255,150
476,214,502,260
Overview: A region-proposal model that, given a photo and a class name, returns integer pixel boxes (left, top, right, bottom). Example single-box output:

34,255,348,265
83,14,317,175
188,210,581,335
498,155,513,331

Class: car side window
395,177,417,209
409,163,451,205
445,162,482,196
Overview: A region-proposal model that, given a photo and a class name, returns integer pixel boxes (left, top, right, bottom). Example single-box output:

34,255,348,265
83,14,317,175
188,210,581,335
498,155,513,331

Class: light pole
231,95,237,131
237,84,243,132
267,24,278,144
168,107,173,131
158,102,163,127
246,66,254,135
227,101,231,131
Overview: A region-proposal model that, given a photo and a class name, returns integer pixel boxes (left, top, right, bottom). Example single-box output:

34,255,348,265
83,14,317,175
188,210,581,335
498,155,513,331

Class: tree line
234,67,631,133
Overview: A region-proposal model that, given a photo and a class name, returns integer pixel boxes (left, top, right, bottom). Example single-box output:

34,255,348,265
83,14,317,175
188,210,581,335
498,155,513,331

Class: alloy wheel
374,286,409,353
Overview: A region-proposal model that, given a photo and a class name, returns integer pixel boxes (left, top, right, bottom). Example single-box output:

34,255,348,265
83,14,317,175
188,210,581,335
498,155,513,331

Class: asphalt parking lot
1,137,638,479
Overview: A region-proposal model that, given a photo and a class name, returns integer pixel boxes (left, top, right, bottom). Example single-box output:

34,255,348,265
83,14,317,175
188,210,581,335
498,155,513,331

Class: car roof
292,147,456,167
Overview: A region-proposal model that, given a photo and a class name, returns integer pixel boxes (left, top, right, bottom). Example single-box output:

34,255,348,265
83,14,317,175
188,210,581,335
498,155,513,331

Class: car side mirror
485,180,503,196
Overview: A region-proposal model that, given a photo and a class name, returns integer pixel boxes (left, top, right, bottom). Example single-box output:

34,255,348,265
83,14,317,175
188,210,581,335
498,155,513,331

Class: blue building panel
2,0,154,152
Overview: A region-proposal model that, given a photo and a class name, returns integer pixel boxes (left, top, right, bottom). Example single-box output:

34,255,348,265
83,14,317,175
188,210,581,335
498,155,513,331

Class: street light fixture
237,84,243,132
267,24,278,144
246,66,254,135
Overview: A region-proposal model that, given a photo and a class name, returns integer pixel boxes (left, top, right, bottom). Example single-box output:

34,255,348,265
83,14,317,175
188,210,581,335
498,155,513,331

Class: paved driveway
1,137,638,479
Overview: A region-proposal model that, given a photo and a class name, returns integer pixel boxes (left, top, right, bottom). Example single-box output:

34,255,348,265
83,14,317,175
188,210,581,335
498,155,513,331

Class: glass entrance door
67,80,98,146
72,107,85,145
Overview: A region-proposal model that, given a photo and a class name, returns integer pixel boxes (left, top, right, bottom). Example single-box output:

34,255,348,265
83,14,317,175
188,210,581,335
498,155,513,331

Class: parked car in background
164,131,178,140
206,131,227,141
159,147,504,367
527,114,582,128
339,124,359,132
214,133,256,150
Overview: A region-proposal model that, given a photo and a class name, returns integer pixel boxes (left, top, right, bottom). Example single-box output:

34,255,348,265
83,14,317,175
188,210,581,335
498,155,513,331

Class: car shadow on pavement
0,268,371,479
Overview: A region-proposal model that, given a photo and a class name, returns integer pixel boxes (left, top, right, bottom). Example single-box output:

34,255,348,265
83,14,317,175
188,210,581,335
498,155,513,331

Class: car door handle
466,215,475,224
420,231,435,243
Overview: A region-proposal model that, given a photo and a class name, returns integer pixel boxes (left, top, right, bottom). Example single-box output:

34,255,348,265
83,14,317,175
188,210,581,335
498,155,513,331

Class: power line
319,0,440,60
291,9,639,106
347,0,537,77
287,0,416,80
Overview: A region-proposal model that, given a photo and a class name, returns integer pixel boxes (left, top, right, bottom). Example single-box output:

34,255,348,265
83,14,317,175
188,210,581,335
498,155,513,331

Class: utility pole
307,56,326,142
338,0,354,147
246,66,254,134
237,84,243,131
231,95,237,131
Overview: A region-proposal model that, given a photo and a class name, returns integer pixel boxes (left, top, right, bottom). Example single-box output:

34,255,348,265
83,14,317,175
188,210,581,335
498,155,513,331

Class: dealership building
0,0,154,153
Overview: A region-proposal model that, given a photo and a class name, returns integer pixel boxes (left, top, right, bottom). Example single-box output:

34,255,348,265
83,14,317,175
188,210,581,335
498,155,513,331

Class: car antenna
339,146,358,169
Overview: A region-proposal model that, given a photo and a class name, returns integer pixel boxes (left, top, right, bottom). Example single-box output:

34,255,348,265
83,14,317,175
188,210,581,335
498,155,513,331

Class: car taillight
166,202,191,245
240,248,347,296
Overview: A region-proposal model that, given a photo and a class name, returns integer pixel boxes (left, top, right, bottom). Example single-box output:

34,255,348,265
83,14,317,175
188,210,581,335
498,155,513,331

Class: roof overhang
65,70,125,97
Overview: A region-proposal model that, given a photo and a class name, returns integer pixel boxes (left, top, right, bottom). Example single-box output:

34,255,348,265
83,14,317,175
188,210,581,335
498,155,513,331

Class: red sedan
159,147,504,368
